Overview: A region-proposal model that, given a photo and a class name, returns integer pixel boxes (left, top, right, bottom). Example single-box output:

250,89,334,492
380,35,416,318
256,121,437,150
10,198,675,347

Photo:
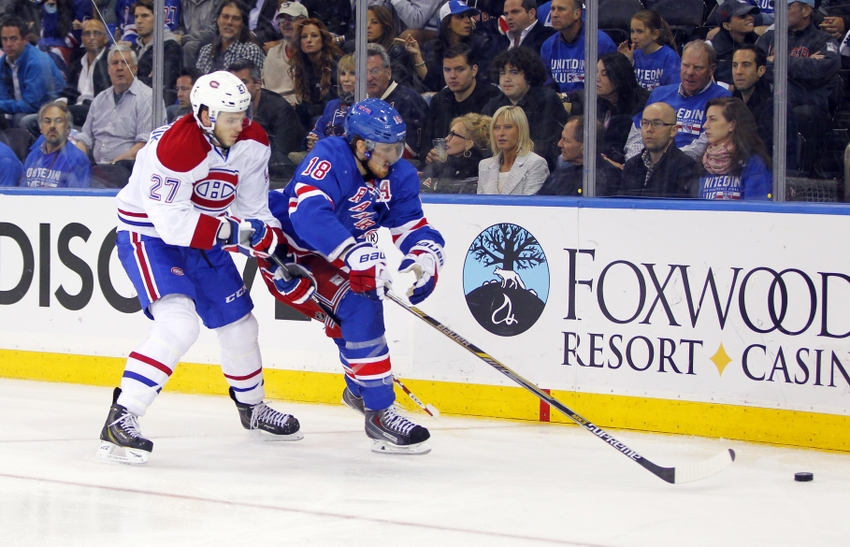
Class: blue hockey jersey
540,26,617,92
116,0,181,44
310,99,348,141
633,45,681,91
269,137,444,263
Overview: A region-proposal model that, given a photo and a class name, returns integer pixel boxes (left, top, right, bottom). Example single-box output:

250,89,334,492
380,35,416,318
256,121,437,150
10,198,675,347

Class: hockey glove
344,242,392,300
258,257,316,305
219,217,281,258
398,242,444,305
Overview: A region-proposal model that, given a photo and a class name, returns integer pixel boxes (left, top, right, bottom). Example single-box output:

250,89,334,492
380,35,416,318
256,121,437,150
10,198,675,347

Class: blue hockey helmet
344,98,406,146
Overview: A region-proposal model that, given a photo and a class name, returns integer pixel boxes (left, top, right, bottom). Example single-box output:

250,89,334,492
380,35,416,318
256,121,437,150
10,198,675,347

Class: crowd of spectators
1,0,848,200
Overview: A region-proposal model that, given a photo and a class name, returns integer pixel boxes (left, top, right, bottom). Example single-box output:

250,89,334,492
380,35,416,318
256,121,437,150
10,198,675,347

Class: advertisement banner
2,193,850,419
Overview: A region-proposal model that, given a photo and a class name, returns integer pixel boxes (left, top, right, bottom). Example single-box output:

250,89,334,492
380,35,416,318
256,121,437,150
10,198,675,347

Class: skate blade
247,429,304,442
370,439,431,455
97,441,149,465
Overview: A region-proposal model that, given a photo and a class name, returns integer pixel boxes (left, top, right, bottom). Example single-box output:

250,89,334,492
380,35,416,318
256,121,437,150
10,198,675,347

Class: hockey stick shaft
385,290,734,484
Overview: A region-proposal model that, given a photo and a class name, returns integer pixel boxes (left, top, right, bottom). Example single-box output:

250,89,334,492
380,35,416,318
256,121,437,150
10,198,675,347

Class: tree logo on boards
463,223,549,336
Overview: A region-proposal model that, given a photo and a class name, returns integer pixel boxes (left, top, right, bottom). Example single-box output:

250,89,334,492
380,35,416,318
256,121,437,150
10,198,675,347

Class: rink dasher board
2,191,850,451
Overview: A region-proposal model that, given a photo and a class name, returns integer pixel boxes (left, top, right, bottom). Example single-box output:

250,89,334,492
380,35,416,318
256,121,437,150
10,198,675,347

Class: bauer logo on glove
344,242,392,299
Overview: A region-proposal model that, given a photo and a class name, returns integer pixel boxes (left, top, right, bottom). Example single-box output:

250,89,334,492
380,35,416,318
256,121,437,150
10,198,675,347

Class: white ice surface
1,378,849,547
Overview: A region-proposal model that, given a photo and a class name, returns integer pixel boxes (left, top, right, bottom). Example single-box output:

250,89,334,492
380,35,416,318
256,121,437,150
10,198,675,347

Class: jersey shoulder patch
236,122,270,146
156,116,212,173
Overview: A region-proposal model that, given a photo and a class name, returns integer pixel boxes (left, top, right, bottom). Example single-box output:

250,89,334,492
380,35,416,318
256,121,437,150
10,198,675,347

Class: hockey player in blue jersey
260,98,445,454
98,71,302,465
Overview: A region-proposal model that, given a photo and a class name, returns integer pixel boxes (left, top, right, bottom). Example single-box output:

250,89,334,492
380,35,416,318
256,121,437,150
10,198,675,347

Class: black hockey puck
794,472,813,482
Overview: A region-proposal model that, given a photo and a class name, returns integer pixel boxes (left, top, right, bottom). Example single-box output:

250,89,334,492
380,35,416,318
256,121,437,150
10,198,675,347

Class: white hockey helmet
190,71,252,140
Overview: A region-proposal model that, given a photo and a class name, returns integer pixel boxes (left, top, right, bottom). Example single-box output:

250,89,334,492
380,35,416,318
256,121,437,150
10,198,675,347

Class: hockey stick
385,290,736,484
393,376,440,418
268,254,441,417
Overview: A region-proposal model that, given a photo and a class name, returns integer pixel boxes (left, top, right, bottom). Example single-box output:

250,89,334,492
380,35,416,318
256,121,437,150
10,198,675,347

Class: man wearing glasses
58,19,111,127
617,102,698,198
624,40,730,162
365,43,428,160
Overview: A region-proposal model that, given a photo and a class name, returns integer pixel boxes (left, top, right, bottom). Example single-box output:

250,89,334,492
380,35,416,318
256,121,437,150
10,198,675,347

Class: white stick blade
674,449,736,484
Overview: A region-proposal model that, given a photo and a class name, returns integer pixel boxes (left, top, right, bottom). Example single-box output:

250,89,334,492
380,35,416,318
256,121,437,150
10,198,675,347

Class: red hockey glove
344,242,392,300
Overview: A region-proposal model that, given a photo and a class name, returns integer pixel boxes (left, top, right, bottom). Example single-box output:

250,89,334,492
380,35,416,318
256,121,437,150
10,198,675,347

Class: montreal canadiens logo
210,80,219,88
463,223,549,337
193,169,239,212
171,267,184,276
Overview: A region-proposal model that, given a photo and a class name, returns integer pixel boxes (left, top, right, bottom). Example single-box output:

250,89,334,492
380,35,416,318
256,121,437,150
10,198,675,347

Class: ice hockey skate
342,387,365,415
365,405,431,455
98,388,153,465
230,388,303,441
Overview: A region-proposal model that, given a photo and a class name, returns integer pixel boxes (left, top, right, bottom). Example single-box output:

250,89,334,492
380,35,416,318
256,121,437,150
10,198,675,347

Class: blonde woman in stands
477,106,548,195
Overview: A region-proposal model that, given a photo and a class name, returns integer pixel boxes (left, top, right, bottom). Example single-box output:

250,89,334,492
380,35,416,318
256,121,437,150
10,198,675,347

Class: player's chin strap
351,141,377,177
206,130,231,153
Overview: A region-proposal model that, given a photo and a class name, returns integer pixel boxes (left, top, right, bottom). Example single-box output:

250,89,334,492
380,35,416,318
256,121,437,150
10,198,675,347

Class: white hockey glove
344,242,392,300
398,242,444,305
219,217,281,258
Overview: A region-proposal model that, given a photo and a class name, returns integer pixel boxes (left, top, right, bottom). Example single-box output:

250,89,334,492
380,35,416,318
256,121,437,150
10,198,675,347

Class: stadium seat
599,0,644,34
645,0,707,49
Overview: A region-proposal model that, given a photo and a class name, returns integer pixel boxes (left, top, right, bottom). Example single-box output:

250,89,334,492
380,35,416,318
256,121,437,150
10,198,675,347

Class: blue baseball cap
439,0,480,21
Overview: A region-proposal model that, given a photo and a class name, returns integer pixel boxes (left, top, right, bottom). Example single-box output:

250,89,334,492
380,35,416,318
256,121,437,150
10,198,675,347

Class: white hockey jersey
116,115,279,249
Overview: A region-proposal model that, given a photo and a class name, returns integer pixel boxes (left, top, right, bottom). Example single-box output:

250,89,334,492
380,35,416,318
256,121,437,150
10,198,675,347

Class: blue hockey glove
398,242,443,305
258,257,315,305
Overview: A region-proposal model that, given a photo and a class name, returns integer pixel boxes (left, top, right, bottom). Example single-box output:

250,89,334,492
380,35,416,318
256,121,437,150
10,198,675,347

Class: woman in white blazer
477,105,550,195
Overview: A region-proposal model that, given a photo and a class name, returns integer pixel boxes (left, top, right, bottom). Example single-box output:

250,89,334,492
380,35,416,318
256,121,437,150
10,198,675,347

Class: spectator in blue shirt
0,139,23,186
0,16,66,130
698,97,772,200
624,40,731,162
540,0,617,92
21,101,91,188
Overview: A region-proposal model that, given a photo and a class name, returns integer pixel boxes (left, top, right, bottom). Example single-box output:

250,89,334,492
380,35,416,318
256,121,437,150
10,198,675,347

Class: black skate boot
365,405,431,455
230,388,303,441
342,387,365,415
98,388,153,465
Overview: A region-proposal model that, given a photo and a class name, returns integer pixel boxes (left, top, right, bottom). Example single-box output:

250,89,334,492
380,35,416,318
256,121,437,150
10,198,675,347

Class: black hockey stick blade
385,290,736,484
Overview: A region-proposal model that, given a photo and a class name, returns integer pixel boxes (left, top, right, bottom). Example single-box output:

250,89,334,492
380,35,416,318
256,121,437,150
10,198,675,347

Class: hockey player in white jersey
98,71,302,465
260,98,445,454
